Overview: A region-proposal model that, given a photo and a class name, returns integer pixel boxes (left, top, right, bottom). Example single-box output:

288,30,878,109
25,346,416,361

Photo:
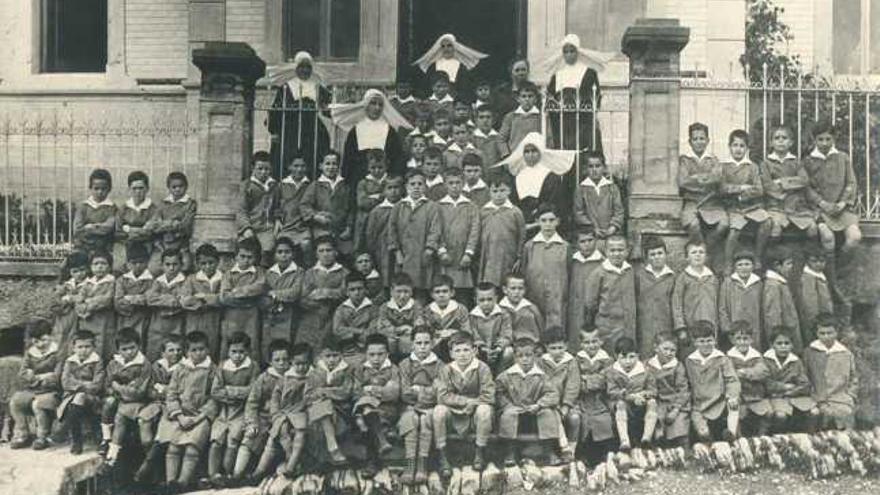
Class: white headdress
329,89,413,132
492,132,575,177
539,34,614,81
265,51,325,88
413,34,488,73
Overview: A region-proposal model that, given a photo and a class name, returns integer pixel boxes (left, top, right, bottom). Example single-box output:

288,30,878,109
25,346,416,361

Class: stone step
0,444,104,495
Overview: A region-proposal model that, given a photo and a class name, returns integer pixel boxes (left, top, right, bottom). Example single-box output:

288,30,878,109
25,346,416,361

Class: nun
413,33,488,102
267,51,332,179
333,89,412,190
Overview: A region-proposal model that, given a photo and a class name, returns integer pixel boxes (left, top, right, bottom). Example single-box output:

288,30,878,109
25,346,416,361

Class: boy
500,82,542,150
352,334,401,477
398,326,443,484
52,251,89,352
567,227,603,349
461,154,490,208
472,81,493,114
499,273,544,343
302,150,354,244
433,109,453,146
406,134,428,170
606,337,657,451
434,331,495,474
452,99,475,128
150,172,197,272
584,235,636,352
437,167,480,304
472,104,509,168
762,126,818,241
422,274,471,362
181,244,224,361
575,330,615,462
804,120,862,252
101,328,152,466
672,242,719,355
116,170,156,268
390,78,420,124
219,238,267,362
684,321,740,442
423,147,448,201
354,150,388,250
720,129,772,267
59,330,104,454
333,272,378,366
308,336,353,465
76,251,116,360
372,273,424,362
479,175,526,287
678,122,727,246
636,236,676,357
263,237,303,361
115,244,154,344
521,204,569,330
444,118,478,171
497,338,561,465
233,339,290,482
146,250,188,360
297,236,348,350
764,327,817,433
573,152,624,240
365,176,404,287
72,168,116,254
726,322,771,436
803,314,858,430
353,251,384,304
277,155,313,262
9,320,61,450
237,151,278,265
718,250,763,349
428,74,455,117
207,332,259,486
389,169,442,296
164,331,217,491
469,282,514,371
763,246,802,352
798,247,833,345
539,327,581,461
645,333,690,447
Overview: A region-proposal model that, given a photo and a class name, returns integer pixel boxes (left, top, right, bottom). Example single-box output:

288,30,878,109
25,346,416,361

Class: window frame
833,0,878,77
39,0,108,74
283,0,361,63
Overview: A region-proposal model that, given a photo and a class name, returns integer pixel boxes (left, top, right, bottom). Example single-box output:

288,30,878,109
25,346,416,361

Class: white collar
727,347,763,361
250,176,276,191
182,356,213,369
318,175,344,189
365,269,380,280
483,199,515,210
342,297,373,311
376,198,395,208
125,197,153,212
281,176,310,187
767,152,797,162
542,352,574,366
685,265,714,280
157,272,186,286
573,250,604,263
447,142,476,153
164,194,191,204
645,264,675,279
28,342,59,359
230,264,256,274
803,266,827,282
498,297,533,312
428,300,461,318
157,358,181,373
84,196,114,209
401,196,429,208
363,358,392,370
506,363,545,377
429,94,454,103
285,365,313,378
450,358,480,376
577,349,611,363
314,262,344,273
682,149,714,161
473,128,499,138
364,173,386,183
602,258,631,275
395,95,416,104
269,262,299,276
647,355,678,370
727,156,753,167
763,349,799,368
580,176,614,190
463,179,487,192
612,360,646,378
67,351,101,365
222,356,253,372
532,232,566,245
425,175,445,187
317,359,349,376
687,349,725,365
266,367,284,379
88,274,115,285
439,194,471,206
195,270,223,285
123,269,154,282
114,351,147,368
731,272,761,288
470,304,505,319
386,298,415,312
765,269,787,284
514,106,540,115
809,340,849,354
810,147,840,160
408,352,439,365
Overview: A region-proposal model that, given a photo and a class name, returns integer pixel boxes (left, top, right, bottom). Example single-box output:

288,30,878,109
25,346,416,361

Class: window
284,0,360,62
41,0,107,73
833,0,880,75
567,0,645,53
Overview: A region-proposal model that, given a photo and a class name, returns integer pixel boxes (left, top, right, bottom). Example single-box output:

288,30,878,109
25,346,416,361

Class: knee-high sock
34,408,54,439
66,404,84,445
223,441,239,475
165,444,183,483
615,408,630,447
253,442,280,479
208,442,223,477
178,445,202,485
726,409,740,436
284,432,305,474
641,403,658,442
322,417,340,452
232,445,253,479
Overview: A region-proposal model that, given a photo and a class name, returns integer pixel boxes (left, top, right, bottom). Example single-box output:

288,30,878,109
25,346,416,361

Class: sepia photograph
0,1,879,494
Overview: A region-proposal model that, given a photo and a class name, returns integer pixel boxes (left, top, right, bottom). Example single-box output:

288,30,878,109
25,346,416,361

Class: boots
67,405,84,455
365,413,392,456
415,456,428,484
400,457,417,485
438,447,453,478
473,446,486,471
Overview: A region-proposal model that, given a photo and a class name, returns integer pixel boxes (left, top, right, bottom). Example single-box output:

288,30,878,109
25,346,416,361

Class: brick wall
126,0,189,80
227,0,267,60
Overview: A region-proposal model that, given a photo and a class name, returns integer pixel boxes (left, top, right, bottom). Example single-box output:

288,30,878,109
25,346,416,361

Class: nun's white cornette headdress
413,34,488,73
539,34,614,77
265,51,325,87
329,89,413,132
492,132,576,177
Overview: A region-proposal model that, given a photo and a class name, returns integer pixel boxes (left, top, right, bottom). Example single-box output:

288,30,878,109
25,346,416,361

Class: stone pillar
622,18,689,241
191,42,266,252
